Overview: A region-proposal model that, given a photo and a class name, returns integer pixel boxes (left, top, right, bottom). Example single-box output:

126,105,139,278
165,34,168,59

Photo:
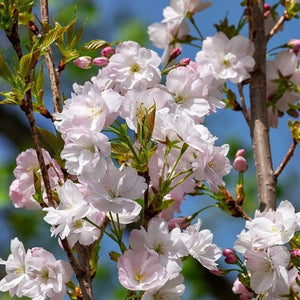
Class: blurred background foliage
0,0,299,299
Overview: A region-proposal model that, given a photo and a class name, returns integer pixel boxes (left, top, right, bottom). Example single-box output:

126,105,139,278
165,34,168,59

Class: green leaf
0,89,24,105
81,39,110,51
37,127,65,163
0,51,13,83
19,50,41,78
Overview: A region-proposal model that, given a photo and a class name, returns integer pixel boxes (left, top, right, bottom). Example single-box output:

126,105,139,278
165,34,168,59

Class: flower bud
92,56,109,67
235,148,245,158
291,249,300,257
73,56,92,69
234,156,248,172
222,248,238,264
288,39,300,54
168,217,190,230
169,48,182,60
101,46,115,58
177,58,191,67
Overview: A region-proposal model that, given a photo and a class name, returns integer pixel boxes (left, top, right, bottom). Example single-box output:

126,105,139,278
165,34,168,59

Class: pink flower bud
264,10,271,18
222,248,238,264
235,149,245,158
101,46,115,58
168,217,190,230
169,48,181,60
264,3,271,10
73,56,92,69
291,249,300,257
234,156,248,172
288,39,300,54
177,57,191,67
92,56,109,67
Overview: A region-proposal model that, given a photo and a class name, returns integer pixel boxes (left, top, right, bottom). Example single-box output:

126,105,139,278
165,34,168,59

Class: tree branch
247,0,276,211
267,12,287,41
39,0,62,113
274,140,297,179
237,83,250,126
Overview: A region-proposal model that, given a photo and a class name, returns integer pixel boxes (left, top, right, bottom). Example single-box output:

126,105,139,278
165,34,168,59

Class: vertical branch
247,0,276,211
39,0,62,113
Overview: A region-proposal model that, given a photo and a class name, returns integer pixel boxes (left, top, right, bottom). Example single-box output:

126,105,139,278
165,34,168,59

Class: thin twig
274,140,298,179
237,83,250,126
40,0,62,113
267,13,287,41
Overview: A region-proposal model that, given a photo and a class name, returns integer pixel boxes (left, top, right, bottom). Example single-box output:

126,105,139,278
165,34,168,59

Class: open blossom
0,238,72,300
129,218,188,278
141,274,185,300
43,180,96,245
22,247,73,300
234,200,300,253
163,0,212,26
245,246,290,295
9,148,63,210
61,130,111,183
118,248,167,291
86,160,146,224
195,31,255,83
0,238,28,297
106,41,161,92
54,81,122,137
182,219,222,270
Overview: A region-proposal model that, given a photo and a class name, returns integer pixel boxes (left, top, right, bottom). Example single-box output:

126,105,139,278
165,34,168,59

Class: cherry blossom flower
43,180,93,243
129,218,188,278
245,246,290,295
163,0,212,26
232,278,255,299
22,247,73,300
86,160,146,224
106,41,161,92
61,130,111,183
54,81,122,137
117,248,167,291
9,148,63,210
234,200,300,252
182,219,222,270
141,274,185,300
195,31,255,83
0,238,28,297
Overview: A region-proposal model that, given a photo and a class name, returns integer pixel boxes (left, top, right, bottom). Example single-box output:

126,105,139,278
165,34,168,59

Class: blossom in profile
9,148,63,210
0,238,28,298
195,31,255,83
106,41,161,92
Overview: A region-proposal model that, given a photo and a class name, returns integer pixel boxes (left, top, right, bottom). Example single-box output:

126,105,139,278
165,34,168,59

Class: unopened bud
73,56,92,69
223,248,238,264
92,56,109,67
101,46,115,58
169,48,182,60
177,58,191,67
288,39,300,54
291,249,300,257
234,156,248,172
168,217,190,230
235,149,245,158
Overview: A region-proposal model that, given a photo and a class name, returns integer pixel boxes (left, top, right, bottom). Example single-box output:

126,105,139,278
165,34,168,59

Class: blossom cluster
1,0,300,299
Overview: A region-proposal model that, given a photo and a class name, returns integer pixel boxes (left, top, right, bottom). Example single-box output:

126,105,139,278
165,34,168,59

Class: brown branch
267,12,287,41
237,83,250,126
39,0,62,113
247,0,276,212
274,140,298,179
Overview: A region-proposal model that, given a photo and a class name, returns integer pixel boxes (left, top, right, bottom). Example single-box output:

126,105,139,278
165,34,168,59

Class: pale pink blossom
195,32,255,83
0,238,28,297
22,247,72,300
163,0,212,26
182,219,222,270
73,56,92,69
141,274,185,300
86,160,146,224
9,148,63,210
117,248,167,291
232,278,254,299
61,130,111,183
106,41,161,92
245,246,290,295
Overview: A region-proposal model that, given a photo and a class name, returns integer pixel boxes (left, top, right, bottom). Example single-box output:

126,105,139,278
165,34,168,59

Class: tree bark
247,0,276,211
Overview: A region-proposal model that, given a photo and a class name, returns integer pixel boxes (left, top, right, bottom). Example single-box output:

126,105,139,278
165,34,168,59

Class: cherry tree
0,0,300,299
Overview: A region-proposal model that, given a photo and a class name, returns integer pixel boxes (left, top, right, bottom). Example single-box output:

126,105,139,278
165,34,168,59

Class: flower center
175,94,185,104
134,270,145,283
130,63,140,73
